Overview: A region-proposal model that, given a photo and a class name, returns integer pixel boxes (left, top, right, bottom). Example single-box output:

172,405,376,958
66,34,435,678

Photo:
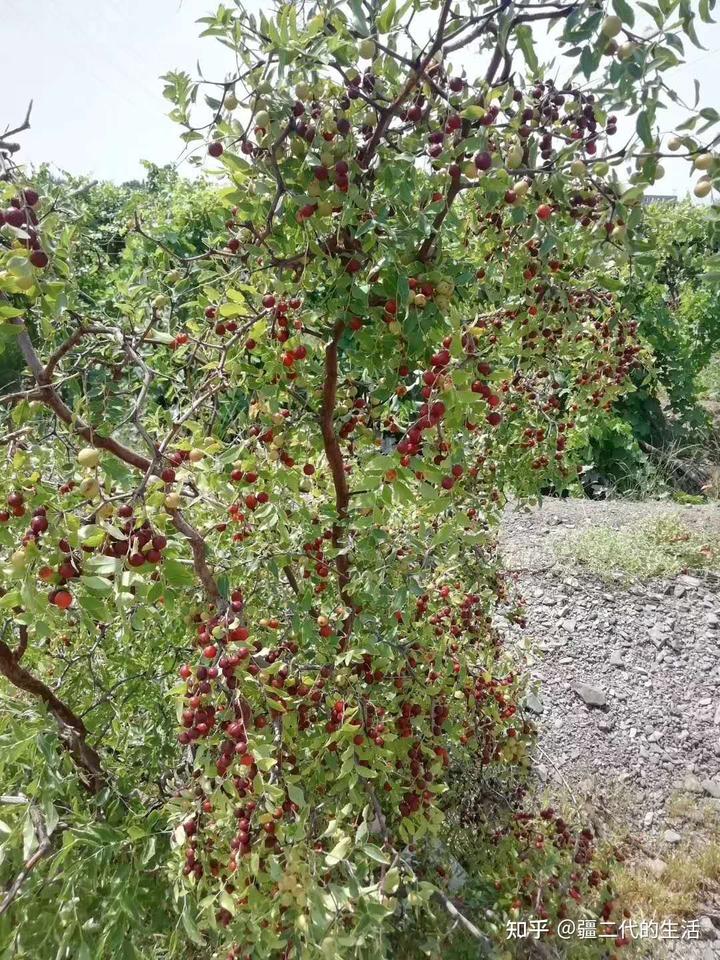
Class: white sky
2,0,719,197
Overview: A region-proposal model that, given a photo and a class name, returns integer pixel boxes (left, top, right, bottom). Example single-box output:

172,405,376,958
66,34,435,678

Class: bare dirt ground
498,498,720,958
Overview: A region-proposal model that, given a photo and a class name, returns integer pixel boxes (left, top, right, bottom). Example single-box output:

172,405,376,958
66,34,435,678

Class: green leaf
325,836,352,866
377,0,396,33
612,0,635,26
181,904,205,946
461,105,487,121
636,110,654,147
163,559,196,587
362,843,390,864
81,575,114,594
515,25,539,74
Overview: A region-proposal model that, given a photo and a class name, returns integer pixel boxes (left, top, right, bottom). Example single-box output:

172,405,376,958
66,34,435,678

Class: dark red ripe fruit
314,165,328,181
345,258,362,274
449,77,464,92
161,468,176,484
205,306,217,320
203,644,218,659
262,294,276,308
474,151,492,171
0,511,9,523
7,493,23,508
128,553,145,567
30,250,49,269
118,504,133,518
487,411,502,427
303,464,315,476
23,189,40,207
208,142,224,157
146,549,162,564
54,590,73,610
4,207,24,227
31,516,48,534
537,204,552,221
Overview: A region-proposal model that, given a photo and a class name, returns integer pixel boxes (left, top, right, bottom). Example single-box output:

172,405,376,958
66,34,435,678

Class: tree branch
0,639,106,794
0,101,33,155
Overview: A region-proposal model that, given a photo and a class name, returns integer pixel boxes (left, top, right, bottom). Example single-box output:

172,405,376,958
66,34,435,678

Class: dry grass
615,837,720,920
557,514,720,581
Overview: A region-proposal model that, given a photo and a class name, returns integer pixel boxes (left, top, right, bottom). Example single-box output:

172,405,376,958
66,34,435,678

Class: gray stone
662,829,682,844
646,857,667,878
677,574,703,588
702,779,720,799
699,916,717,940
609,650,625,668
683,774,705,794
525,692,544,715
573,683,607,708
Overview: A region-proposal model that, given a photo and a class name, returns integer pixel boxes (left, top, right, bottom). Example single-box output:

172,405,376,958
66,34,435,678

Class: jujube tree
1,1,718,957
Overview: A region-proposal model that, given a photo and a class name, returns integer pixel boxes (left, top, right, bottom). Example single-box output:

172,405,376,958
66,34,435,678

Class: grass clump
615,836,720,923
557,514,719,580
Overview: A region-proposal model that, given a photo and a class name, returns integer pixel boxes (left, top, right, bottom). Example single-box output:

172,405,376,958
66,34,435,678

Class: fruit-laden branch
9,318,224,604
0,639,106,794
320,324,355,634
358,0,454,168
11,319,152,472
167,508,223,607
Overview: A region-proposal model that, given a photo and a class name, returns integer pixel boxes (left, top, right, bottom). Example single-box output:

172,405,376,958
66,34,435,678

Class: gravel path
498,499,720,958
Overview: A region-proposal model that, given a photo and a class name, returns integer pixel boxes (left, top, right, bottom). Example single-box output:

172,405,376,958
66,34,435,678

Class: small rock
663,829,682,844
702,779,720,800
573,683,607,708
599,718,614,733
560,618,576,633
646,857,667,878
698,916,717,940
643,811,654,827
674,584,687,599
525,692,544,715
648,731,663,744
678,574,702,588
683,775,705,794
609,650,625,668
